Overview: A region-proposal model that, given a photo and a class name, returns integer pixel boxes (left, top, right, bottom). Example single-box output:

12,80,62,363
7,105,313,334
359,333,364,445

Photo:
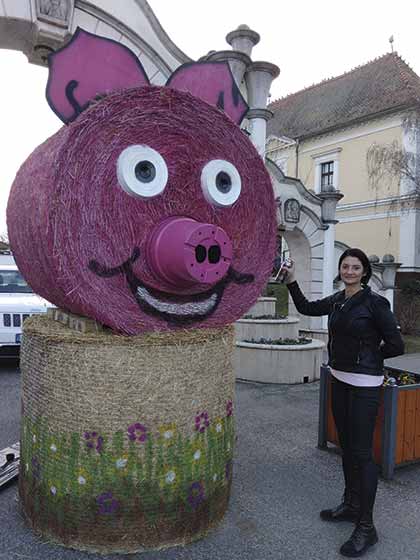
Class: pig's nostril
208,245,221,264
195,245,207,263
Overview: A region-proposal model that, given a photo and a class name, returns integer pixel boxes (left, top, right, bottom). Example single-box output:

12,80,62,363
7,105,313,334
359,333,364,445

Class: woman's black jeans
331,376,381,523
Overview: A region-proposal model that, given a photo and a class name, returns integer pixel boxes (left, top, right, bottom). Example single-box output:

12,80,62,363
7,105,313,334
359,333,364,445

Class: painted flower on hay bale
7,28,277,334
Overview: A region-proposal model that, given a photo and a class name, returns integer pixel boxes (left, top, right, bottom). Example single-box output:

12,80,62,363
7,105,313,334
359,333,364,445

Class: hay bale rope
19,316,236,553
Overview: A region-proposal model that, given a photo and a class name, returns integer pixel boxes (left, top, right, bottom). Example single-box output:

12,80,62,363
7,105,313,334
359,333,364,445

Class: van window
0,271,33,293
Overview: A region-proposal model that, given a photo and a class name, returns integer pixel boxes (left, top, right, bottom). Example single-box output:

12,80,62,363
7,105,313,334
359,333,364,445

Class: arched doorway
267,159,327,329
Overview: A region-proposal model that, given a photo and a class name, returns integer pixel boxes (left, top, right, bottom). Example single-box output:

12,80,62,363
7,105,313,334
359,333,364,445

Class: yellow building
267,52,420,287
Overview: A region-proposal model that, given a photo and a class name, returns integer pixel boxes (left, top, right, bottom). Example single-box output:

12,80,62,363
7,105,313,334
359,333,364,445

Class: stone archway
280,226,312,327
0,0,189,83
267,159,328,329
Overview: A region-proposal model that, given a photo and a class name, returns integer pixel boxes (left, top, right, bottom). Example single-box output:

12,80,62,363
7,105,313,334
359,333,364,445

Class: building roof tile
267,52,420,140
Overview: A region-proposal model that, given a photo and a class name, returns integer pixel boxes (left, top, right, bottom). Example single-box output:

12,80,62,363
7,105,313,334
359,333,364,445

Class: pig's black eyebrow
88,247,140,278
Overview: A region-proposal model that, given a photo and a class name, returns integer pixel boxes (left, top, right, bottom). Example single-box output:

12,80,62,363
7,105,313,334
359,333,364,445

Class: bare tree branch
366,140,418,192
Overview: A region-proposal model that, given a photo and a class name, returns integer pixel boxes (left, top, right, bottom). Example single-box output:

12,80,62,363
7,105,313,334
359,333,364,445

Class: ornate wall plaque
284,198,301,223
37,0,70,26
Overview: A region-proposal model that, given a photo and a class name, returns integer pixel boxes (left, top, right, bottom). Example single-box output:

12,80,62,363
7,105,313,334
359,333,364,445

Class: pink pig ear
46,27,150,124
166,62,248,125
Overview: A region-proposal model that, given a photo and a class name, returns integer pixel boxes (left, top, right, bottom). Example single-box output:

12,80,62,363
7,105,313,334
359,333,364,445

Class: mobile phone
274,258,292,283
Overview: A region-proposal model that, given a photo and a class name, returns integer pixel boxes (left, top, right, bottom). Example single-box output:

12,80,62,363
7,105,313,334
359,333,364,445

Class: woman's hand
283,259,296,284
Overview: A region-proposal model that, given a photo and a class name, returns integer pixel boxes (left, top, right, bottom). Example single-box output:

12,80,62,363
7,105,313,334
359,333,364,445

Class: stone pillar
245,62,280,155
322,224,336,300
318,190,344,328
246,108,273,156
208,26,280,156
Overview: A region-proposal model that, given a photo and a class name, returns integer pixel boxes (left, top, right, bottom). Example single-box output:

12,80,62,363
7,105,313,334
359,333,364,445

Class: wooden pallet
47,308,104,334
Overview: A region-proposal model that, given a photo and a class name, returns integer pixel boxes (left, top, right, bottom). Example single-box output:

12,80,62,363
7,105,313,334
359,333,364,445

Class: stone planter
246,297,277,318
318,366,420,479
299,328,329,345
235,316,299,341
235,339,325,384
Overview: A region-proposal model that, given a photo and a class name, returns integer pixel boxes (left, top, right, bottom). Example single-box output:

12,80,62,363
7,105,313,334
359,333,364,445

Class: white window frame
312,148,342,194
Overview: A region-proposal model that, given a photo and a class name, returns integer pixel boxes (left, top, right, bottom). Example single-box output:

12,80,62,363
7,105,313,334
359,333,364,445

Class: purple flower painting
187,481,205,510
127,423,148,443
194,412,210,433
96,492,120,515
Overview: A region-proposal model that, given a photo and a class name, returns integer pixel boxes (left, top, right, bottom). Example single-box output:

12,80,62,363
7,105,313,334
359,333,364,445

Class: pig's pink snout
147,217,233,287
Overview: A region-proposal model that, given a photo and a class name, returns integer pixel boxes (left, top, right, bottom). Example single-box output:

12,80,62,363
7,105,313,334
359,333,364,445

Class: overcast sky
1,0,419,236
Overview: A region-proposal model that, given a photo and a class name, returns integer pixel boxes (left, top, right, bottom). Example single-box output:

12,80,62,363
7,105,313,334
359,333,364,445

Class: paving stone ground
1,363,420,560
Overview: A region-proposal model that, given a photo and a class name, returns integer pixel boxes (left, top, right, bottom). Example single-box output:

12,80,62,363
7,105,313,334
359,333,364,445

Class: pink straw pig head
7,29,277,334
56,86,276,333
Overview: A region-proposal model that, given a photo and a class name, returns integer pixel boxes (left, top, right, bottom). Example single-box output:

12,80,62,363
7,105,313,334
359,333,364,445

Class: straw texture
19,316,236,553
7,86,277,334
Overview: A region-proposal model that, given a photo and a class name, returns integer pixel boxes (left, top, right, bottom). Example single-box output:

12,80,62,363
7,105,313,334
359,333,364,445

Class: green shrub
263,282,289,316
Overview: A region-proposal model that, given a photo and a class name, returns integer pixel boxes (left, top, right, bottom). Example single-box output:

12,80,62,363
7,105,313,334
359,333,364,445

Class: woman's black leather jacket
287,282,404,375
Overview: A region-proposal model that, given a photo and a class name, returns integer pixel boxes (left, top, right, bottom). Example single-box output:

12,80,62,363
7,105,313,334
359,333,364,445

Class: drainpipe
295,138,300,179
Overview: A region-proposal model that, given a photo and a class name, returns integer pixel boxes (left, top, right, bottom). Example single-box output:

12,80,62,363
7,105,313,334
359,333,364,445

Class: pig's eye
117,145,168,198
201,160,241,207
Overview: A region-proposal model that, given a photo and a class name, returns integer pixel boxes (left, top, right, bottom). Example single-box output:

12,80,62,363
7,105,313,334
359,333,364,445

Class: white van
0,251,52,358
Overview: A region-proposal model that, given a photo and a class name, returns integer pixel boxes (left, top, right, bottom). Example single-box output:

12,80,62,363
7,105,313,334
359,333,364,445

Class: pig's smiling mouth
88,247,254,324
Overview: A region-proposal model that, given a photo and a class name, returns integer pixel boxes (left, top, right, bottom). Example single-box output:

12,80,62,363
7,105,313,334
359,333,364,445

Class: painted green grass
20,413,234,525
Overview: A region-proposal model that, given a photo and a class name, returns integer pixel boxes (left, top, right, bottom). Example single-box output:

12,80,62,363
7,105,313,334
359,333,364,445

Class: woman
283,248,404,558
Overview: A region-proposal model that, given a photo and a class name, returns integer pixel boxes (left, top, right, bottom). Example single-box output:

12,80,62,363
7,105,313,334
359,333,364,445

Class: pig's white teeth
136,285,218,316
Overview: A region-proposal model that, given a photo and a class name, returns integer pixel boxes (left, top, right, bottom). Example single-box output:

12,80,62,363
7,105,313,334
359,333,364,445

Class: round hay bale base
19,316,235,553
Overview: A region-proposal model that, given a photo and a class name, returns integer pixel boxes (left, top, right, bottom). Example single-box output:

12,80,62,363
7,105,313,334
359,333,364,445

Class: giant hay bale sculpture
7,28,277,553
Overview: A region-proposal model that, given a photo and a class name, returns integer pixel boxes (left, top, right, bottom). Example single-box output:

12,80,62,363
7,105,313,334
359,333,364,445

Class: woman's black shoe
320,502,359,522
339,523,378,557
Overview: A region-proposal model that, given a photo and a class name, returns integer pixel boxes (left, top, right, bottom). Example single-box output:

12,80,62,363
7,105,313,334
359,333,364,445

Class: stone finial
245,61,280,109
226,25,260,57
369,255,380,263
317,190,344,223
381,255,401,289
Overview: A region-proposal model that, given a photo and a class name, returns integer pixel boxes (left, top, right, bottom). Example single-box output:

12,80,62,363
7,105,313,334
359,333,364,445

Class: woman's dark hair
336,248,372,286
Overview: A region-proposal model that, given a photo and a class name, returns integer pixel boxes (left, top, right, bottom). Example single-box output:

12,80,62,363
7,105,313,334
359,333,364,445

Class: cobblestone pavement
1,364,420,560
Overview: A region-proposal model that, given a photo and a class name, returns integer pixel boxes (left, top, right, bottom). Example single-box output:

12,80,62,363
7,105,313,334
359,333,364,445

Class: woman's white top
330,368,384,387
